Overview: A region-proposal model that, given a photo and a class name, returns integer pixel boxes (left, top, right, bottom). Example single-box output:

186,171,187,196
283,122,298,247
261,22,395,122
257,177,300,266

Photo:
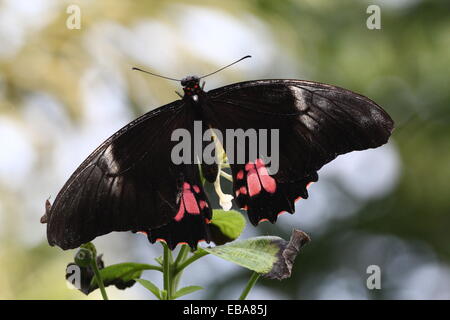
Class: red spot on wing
247,168,262,197
255,158,265,168
245,159,277,197
174,182,204,221
183,187,200,214
255,159,276,193
260,175,276,193
199,200,208,209
236,170,244,180
239,186,247,195
244,162,254,171
174,199,185,222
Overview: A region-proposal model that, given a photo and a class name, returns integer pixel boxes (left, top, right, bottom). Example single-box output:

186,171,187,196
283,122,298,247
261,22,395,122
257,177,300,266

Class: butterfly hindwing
145,164,213,249
232,161,318,225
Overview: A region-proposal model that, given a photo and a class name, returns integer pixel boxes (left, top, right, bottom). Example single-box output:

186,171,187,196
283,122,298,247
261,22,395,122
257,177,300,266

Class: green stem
239,272,260,300
174,245,190,267
162,242,172,299
91,258,108,300
143,264,164,272
172,245,190,293
174,250,209,276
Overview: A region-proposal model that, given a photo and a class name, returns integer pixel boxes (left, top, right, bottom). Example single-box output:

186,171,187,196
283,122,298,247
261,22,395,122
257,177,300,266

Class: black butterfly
41,56,394,250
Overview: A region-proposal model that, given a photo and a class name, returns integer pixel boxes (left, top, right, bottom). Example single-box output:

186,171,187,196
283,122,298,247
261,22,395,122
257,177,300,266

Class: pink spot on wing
254,158,277,193
247,168,261,197
260,175,276,193
244,162,254,171
255,158,265,168
199,200,208,209
239,186,247,195
183,188,200,214
236,170,244,180
175,182,201,219
174,200,185,221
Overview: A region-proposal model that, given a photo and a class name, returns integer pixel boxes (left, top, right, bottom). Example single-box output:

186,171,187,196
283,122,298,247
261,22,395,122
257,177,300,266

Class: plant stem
91,258,108,300
162,242,172,299
172,245,190,293
174,245,190,267
144,264,164,272
174,250,209,276
239,272,260,300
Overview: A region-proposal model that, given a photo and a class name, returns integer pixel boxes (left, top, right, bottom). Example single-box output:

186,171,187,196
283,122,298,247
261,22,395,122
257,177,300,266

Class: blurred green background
0,0,449,299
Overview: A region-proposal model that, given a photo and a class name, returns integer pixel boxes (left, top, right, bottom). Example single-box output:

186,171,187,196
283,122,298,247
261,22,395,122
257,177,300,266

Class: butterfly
41,56,394,250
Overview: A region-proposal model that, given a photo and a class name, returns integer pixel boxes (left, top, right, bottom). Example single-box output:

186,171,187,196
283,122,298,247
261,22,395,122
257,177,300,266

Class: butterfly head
181,76,202,99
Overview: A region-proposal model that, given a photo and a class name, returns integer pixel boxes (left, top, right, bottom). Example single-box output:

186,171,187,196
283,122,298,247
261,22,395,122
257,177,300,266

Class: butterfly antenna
131,67,181,82
199,55,251,79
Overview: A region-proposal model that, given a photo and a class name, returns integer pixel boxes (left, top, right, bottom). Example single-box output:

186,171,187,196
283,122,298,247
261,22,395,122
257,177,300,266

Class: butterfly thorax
181,76,203,102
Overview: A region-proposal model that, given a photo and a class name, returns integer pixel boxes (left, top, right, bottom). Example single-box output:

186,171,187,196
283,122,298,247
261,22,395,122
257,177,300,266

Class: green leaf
136,279,161,299
155,256,163,266
89,262,161,291
209,209,246,245
173,285,203,299
201,229,311,280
